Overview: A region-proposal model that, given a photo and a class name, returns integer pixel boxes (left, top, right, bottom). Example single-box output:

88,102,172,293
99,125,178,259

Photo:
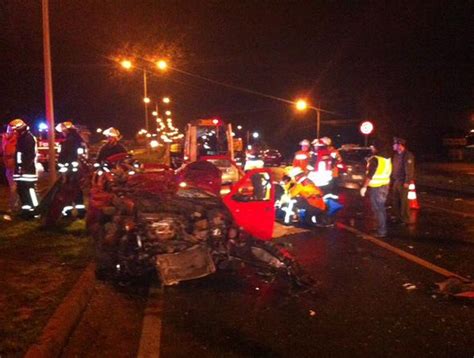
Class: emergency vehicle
182,118,243,194
36,123,64,171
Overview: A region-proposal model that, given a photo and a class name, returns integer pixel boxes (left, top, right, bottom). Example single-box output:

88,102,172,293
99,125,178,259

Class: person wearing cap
96,127,128,163
292,139,311,172
391,137,415,224
360,139,392,238
1,123,20,219
55,121,88,217
9,119,39,218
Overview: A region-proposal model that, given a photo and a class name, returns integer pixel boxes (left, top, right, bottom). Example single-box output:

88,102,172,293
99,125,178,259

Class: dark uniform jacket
14,130,37,177
391,150,415,184
58,129,86,165
96,142,128,163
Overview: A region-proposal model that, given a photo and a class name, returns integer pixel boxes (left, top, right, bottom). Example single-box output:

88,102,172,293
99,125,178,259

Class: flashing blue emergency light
38,122,48,131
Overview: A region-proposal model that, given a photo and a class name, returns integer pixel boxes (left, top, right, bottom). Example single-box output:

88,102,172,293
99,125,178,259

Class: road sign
360,121,374,135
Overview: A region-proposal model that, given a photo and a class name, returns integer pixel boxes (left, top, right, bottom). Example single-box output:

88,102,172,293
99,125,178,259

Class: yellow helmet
8,118,27,131
102,127,121,138
55,121,74,132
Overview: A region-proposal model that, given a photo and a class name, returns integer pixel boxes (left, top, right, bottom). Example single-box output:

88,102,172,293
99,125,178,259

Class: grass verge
0,217,93,357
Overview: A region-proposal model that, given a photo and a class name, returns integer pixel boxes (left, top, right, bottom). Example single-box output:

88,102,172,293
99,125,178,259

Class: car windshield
340,149,372,163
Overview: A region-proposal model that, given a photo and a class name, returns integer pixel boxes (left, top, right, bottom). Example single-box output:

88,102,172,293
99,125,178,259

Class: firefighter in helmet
56,120,87,217
307,138,334,190
292,139,311,172
10,119,39,218
96,127,128,163
321,136,342,192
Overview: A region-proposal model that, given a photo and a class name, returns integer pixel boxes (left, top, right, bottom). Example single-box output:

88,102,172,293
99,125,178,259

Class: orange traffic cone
408,182,420,209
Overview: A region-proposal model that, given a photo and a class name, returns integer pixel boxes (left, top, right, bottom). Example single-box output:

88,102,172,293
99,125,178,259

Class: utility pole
42,0,57,185
143,70,149,131
316,108,321,140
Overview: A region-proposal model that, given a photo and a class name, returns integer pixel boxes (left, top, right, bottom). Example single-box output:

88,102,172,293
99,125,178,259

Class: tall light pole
295,99,322,140
120,59,168,133
42,0,57,185
143,70,150,131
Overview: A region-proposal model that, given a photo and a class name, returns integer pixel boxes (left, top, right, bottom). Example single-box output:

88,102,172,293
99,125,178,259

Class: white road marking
137,284,164,358
338,223,470,282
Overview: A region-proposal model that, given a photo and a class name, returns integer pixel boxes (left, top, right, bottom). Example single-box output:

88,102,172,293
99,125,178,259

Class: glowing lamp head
162,97,170,104
143,97,151,104
296,99,308,111
156,60,168,70
165,110,172,116
120,60,133,70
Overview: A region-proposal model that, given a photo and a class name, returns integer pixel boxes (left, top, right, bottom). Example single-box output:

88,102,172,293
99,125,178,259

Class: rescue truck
181,118,243,194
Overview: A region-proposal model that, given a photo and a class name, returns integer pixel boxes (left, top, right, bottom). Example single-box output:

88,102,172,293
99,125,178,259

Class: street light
156,60,168,71
119,58,169,132
252,132,259,139
165,110,172,116
162,97,170,104
120,59,133,70
296,99,308,111
295,98,321,140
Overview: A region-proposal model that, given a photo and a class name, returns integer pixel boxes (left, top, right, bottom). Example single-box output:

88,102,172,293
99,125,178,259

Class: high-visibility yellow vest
368,156,392,187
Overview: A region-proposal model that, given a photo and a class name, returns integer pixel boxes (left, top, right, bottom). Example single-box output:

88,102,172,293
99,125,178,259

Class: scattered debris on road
435,277,474,300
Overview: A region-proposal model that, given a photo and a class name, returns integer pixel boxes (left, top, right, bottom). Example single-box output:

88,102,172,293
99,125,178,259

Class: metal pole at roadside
316,108,321,140
42,0,57,186
144,70,149,132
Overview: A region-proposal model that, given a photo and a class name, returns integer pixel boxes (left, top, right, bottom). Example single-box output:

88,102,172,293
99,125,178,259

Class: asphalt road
59,186,474,358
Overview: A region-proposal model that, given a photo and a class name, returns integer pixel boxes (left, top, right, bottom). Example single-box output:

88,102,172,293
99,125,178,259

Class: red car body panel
222,168,275,240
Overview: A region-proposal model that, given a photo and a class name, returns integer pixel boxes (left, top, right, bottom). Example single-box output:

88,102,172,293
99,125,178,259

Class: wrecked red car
87,156,309,287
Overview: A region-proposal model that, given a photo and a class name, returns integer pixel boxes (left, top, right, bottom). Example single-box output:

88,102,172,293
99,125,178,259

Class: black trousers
391,181,410,223
17,180,38,212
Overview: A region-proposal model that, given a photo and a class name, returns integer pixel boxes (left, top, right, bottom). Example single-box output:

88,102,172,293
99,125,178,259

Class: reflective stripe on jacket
289,177,326,211
292,150,310,170
368,156,392,187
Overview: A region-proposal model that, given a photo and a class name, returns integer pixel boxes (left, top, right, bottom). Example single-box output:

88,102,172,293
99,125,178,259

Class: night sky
0,0,472,158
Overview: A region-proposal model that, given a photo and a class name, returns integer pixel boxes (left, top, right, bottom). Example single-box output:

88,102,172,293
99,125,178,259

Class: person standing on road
292,139,311,172
10,119,39,218
1,123,19,220
360,140,392,238
56,121,88,217
391,137,415,225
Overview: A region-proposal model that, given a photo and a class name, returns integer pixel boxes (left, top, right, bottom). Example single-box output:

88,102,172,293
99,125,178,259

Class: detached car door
222,169,275,240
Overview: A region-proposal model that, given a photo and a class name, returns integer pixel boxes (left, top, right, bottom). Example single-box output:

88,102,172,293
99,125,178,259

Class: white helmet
299,139,310,146
55,121,74,133
288,166,304,178
320,137,332,146
8,118,27,131
103,127,121,138
311,138,322,146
